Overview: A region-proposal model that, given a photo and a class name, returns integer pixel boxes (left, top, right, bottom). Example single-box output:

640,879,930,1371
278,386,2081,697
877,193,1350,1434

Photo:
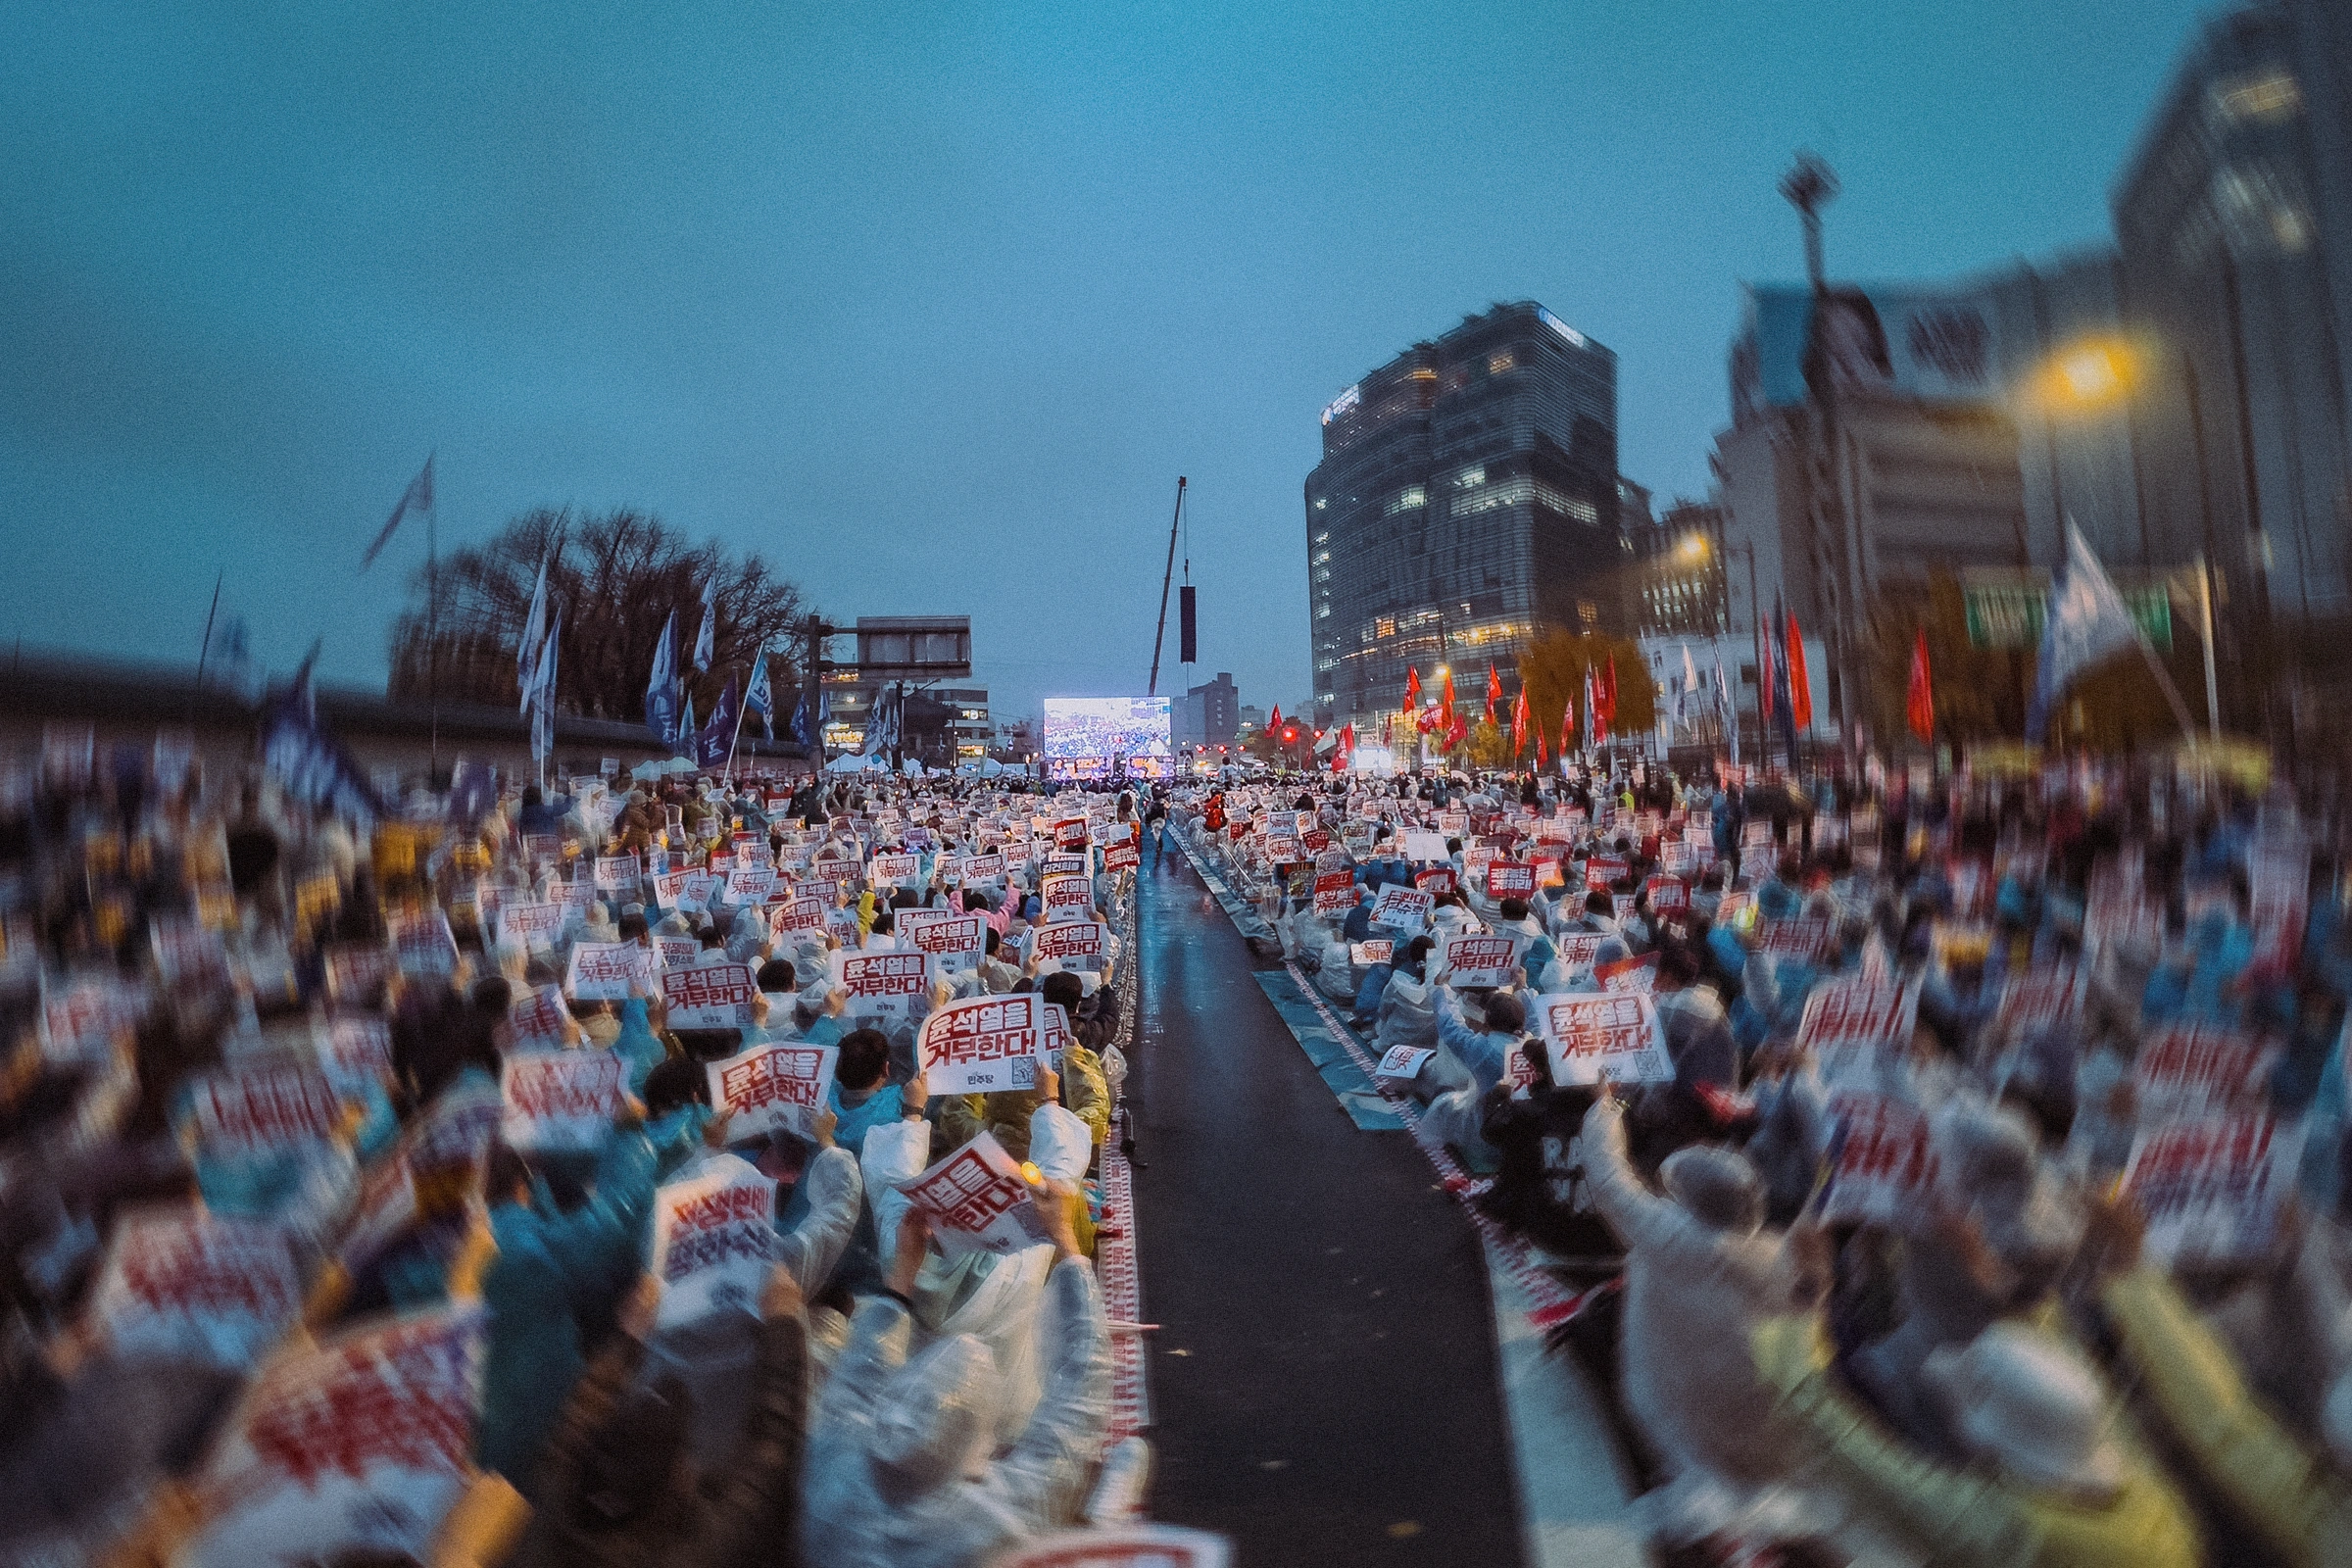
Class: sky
1,0,2218,725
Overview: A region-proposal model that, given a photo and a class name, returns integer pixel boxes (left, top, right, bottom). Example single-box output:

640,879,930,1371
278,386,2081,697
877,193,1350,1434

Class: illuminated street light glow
2031,336,2141,414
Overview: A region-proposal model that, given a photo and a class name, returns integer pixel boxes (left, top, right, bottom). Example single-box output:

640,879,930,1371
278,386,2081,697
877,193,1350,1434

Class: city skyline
3,1,2219,725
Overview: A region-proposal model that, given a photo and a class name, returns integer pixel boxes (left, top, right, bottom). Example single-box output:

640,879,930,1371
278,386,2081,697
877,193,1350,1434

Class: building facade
1306,301,1621,727
1171,670,1240,751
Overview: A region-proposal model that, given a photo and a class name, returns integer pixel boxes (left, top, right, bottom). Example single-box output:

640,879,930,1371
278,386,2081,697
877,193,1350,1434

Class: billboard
1043,697,1172,781
1738,284,2001,416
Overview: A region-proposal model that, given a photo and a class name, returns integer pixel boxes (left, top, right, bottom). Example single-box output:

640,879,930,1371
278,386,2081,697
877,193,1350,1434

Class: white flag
694,577,717,672
2028,523,2147,742
515,554,551,713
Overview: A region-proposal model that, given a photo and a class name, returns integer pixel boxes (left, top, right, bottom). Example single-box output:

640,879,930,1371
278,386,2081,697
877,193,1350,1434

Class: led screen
1042,696,1172,781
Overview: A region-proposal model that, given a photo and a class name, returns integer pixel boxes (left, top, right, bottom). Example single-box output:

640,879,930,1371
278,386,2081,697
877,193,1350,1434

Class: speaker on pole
1178,585,1198,665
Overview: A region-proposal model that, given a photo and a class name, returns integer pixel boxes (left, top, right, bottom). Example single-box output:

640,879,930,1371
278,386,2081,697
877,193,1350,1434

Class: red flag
1485,663,1501,724
1446,711,1467,750
1786,611,1813,728
1403,667,1421,708
1341,722,1355,751
1907,628,1935,742
1535,727,1548,766
1560,700,1575,757
1599,658,1618,725
1270,704,1282,732
1509,687,1528,754
1440,668,1455,724
1585,665,1608,748
1418,702,1445,734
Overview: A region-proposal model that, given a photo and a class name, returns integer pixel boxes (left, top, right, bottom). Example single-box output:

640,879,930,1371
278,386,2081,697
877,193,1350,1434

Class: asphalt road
1128,841,1526,1567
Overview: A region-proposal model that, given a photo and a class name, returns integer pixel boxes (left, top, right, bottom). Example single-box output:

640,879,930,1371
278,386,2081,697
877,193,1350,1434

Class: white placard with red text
901,1131,1054,1259
500,1048,625,1152
917,993,1044,1094
664,960,760,1030
1535,992,1676,1086
833,949,928,1020
1440,933,1519,989
707,1042,838,1141
649,1154,778,1328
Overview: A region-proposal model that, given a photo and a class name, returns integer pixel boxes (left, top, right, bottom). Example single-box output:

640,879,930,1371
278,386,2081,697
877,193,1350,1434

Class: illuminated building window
1384,485,1426,514
1489,353,1515,374
1376,616,1396,638
2214,71,2300,124
1314,550,1329,564
1455,466,1486,489
1410,367,1438,381
1313,498,1327,511
1312,531,1328,544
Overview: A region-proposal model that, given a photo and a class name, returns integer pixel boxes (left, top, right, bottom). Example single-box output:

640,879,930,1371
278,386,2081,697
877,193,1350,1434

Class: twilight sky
1,0,2214,724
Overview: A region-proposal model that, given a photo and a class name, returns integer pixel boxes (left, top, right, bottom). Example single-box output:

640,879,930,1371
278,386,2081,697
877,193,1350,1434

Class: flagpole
723,644,761,780
2196,555,2221,742
427,500,440,779
193,569,223,710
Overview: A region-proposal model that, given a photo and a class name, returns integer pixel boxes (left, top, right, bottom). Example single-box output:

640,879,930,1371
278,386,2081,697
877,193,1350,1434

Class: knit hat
1660,1144,1765,1235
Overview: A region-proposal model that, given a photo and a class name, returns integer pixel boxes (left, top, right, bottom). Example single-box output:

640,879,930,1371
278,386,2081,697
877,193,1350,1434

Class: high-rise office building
1306,301,1620,727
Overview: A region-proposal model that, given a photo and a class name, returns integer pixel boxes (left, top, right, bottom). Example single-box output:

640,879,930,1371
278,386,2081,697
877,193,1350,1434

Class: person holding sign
802,1177,1110,1568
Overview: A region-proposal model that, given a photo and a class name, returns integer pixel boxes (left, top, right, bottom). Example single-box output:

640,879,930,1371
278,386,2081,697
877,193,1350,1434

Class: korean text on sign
902,1131,1053,1259
707,1043,837,1141
1537,992,1676,1086
649,1156,778,1328
834,949,928,1019
501,1048,625,1153
918,993,1043,1094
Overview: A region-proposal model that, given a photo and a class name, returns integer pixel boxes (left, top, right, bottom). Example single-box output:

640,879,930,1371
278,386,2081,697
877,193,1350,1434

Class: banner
664,961,759,1030
901,1131,1054,1259
501,1048,624,1152
91,1208,301,1368
1536,992,1676,1086
707,1042,838,1141
1440,933,1518,989
833,949,928,1018
917,993,1044,1094
649,1154,777,1328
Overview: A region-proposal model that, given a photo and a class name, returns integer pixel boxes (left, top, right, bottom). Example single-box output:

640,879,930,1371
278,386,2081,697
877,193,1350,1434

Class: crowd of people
0,732,1162,1568
1169,754,2352,1568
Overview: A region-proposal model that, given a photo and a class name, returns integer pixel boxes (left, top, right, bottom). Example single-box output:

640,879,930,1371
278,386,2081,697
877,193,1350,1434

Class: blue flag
694,677,741,769
2028,523,2145,743
745,651,774,742
262,674,386,826
645,611,681,750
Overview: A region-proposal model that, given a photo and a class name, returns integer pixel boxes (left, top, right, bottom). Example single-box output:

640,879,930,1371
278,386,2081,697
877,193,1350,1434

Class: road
1128,841,1527,1566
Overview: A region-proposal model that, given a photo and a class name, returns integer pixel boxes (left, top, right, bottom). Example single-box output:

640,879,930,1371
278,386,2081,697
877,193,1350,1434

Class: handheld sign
1349,939,1395,967
2125,1115,2298,1266
1262,834,1304,865
901,1131,1054,1259
1040,873,1095,921
1647,877,1690,917
1041,853,1091,880
1486,861,1537,901
774,896,827,937
707,1042,838,1142
1797,977,1920,1087
91,1207,302,1368
1312,871,1358,918
681,870,722,907
1415,867,1457,897
1586,856,1627,891
1369,885,1433,937
323,943,393,1007
649,1154,777,1328
501,1048,625,1152
664,961,759,1030
497,901,565,952
2134,1025,2274,1124
1103,840,1140,872
1817,1092,1939,1227
184,1062,342,1158
1597,952,1659,994
833,949,928,1019
1440,933,1519,989
723,865,776,905
1536,992,1677,1086
1375,1045,1438,1081
1755,918,1836,962
1993,966,2083,1045
320,1015,394,1092
593,855,640,894
989,1527,1232,1568
963,852,1006,883
184,1303,487,1568
869,853,919,888
902,910,988,976
658,934,704,970
1054,818,1090,851
507,983,571,1046
1552,931,1606,976
389,908,459,977
918,993,1044,1094
1402,831,1448,863
566,941,648,1002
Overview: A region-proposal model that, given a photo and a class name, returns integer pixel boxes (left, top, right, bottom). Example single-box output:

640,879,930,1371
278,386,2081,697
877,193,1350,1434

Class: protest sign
1349,939,1395,967
658,934,703,970
38,973,135,1065
593,855,640,894
322,943,393,1007
707,1042,838,1141
1054,818,1091,851
834,949,928,1019
681,870,722,907
1741,819,1775,850
963,852,1006,883
1436,809,1469,836
1552,931,1606,976
1103,840,1140,872
1440,933,1519,989
1817,1091,1939,1227
1312,871,1358,918
650,1155,778,1328
868,853,919,888
987,1526,1233,1568
389,908,459,977
522,833,562,863
2134,1024,2274,1122
494,902,564,955
184,1062,342,1158
723,865,776,904
565,941,648,1002
1611,893,1637,923
903,910,988,975
2125,1115,2299,1266
501,1048,625,1152
902,1131,1054,1259
1301,828,1331,855
1597,952,1658,993
1375,1045,1437,1081
1798,977,1921,1086
1041,873,1095,920
1585,855,1627,890
152,914,228,987
1486,861,1537,901
1755,918,1836,962
184,1304,486,1568
1402,831,1448,863
91,1207,301,1368
774,895,827,936
507,983,571,1046
1531,856,1563,888
1040,853,1091,881
1536,992,1676,1086
1369,885,1433,937
1415,866,1457,897
1660,841,1697,877
1648,877,1690,916
917,993,1045,1094
1993,966,2082,1044
665,961,759,1030
320,1015,393,1091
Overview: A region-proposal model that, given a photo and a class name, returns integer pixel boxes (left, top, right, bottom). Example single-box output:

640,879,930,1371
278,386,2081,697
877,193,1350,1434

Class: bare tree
388,508,808,725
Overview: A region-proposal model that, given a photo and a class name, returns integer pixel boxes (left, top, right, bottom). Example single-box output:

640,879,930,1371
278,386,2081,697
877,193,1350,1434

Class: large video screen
1043,696,1172,781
